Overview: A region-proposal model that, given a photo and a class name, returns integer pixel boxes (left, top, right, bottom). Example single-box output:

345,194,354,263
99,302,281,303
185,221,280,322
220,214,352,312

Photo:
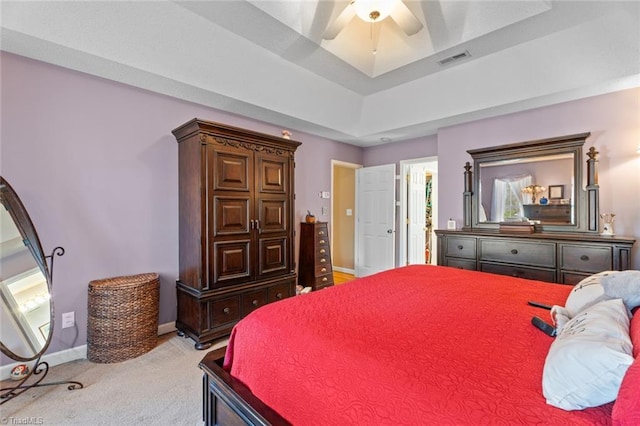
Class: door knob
387,229,393,234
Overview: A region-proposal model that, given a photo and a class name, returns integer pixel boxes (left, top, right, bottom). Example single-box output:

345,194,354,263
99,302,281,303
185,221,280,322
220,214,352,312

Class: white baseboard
1,321,177,380
333,266,355,274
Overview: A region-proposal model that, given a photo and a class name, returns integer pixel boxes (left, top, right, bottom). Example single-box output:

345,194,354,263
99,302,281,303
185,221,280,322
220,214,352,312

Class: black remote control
528,300,553,310
532,316,557,337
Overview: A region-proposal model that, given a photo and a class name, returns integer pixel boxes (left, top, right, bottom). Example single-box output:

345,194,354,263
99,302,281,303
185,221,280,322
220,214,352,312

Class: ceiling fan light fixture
353,0,398,22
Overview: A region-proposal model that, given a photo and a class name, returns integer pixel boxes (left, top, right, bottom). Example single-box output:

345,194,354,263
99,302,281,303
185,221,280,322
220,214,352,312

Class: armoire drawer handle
223,307,230,315
319,239,326,244
511,249,518,255
457,245,463,250
320,249,326,254
580,255,589,261
276,292,283,300
252,299,259,307
321,267,327,272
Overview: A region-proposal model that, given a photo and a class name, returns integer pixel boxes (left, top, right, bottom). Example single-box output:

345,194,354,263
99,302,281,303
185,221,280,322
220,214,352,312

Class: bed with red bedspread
202,265,636,425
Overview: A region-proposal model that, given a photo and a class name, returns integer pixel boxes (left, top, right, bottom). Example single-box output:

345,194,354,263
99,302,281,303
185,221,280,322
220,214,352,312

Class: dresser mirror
464,132,599,233
0,176,53,361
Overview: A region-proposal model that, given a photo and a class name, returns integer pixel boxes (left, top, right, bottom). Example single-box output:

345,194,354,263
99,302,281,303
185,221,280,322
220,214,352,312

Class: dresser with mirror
435,133,635,285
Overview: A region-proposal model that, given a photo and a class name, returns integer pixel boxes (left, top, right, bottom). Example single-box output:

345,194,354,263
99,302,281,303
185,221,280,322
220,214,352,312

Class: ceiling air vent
438,51,471,66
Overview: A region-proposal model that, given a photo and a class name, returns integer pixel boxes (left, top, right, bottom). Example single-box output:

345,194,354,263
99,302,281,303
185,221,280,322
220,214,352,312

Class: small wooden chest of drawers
298,222,334,290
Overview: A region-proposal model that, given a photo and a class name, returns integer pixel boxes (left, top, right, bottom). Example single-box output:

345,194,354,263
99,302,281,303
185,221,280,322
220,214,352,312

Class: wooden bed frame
200,348,289,426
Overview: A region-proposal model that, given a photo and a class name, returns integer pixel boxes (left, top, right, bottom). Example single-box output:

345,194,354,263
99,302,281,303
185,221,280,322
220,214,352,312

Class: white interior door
355,164,396,277
407,165,426,264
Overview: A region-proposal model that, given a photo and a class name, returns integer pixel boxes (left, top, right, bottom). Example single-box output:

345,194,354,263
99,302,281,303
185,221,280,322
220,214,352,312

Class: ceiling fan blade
390,1,424,36
322,3,357,40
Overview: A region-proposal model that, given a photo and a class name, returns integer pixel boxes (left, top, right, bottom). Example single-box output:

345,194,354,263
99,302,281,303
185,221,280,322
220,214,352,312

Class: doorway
331,160,362,275
399,157,438,266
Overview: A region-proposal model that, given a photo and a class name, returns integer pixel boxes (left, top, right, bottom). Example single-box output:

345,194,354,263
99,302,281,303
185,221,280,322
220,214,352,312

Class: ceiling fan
322,0,424,40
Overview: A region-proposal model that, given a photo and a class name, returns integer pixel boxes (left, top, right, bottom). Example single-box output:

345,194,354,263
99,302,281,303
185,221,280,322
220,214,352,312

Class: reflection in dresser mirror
463,133,599,233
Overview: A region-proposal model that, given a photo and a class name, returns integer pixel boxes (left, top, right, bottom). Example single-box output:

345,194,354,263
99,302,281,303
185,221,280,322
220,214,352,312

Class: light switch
321,191,330,199
346,209,353,216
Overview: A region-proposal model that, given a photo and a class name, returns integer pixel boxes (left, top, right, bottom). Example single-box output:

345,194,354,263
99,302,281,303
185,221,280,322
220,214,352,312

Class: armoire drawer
241,289,268,316
211,296,241,328
480,262,556,282
479,239,555,268
559,244,612,273
268,282,291,303
445,237,476,259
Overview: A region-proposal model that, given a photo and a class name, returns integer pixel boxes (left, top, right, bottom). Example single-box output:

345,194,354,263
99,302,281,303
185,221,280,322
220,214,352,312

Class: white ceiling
1,1,639,147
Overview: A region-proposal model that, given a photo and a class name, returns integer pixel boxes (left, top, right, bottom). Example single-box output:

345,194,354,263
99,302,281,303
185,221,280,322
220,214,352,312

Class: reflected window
491,175,532,222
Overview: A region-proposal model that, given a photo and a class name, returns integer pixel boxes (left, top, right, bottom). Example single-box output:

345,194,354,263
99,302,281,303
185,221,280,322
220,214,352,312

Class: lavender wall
0,52,362,359
437,88,640,267
363,135,438,167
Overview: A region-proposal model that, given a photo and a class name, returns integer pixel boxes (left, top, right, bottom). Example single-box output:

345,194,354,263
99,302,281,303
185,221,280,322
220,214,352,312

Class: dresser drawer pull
321,267,327,272
318,231,325,236
319,239,326,244
511,249,518,255
320,249,326,254
223,307,230,315
276,292,283,300
580,255,589,261
252,299,259,307
322,277,328,282
320,258,327,263
457,245,463,250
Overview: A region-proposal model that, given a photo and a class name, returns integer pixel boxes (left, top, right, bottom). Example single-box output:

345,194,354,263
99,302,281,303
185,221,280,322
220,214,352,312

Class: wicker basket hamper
87,272,160,363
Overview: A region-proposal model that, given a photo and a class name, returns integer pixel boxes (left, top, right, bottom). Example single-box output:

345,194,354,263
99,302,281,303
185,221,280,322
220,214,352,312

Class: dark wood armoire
172,119,300,349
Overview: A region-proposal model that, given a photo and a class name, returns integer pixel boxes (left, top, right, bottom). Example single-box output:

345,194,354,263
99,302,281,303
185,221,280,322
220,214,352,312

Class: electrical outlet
62,312,75,329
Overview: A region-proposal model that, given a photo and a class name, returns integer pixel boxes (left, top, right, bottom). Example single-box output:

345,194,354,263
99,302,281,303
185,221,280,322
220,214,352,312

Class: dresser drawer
211,296,241,327
560,244,611,273
480,262,556,282
479,239,555,268
445,258,477,270
560,271,592,285
314,274,333,288
445,237,476,259
241,289,268,316
315,264,332,276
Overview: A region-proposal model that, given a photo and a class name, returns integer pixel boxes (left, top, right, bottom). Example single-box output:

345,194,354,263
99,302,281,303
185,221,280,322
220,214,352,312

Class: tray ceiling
1,1,639,146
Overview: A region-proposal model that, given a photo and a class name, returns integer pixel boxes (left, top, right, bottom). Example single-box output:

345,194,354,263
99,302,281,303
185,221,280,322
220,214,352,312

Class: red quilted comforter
224,265,613,425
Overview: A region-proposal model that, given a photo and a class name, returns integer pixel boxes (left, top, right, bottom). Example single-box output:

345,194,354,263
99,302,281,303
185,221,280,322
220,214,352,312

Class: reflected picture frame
549,185,564,199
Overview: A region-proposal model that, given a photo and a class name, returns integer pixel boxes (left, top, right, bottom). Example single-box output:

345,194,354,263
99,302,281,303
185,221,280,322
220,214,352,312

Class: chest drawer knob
580,255,589,261
319,239,326,244
321,267,327,272
320,258,327,263
318,231,325,236
322,277,328,282
511,249,518,255
276,292,283,300
320,249,326,254
252,299,259,306
223,307,230,315
457,245,464,250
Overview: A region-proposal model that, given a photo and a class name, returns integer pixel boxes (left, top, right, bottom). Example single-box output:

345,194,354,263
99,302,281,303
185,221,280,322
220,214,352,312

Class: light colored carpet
0,333,227,425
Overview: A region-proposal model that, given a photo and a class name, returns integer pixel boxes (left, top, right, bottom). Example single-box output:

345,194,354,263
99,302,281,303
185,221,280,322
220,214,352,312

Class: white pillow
601,270,640,311
542,298,634,411
565,271,613,317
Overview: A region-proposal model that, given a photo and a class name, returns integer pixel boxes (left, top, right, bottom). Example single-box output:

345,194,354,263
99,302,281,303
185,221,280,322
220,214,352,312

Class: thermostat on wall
447,219,456,230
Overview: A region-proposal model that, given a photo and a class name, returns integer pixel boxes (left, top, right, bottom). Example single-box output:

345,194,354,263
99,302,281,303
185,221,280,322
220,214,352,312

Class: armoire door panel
259,237,288,275
213,150,251,191
212,240,252,286
257,156,287,193
214,197,250,235
258,199,286,233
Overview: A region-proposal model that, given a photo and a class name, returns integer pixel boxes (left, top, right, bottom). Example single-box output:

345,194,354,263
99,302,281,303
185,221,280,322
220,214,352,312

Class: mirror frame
463,132,599,233
0,176,54,362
